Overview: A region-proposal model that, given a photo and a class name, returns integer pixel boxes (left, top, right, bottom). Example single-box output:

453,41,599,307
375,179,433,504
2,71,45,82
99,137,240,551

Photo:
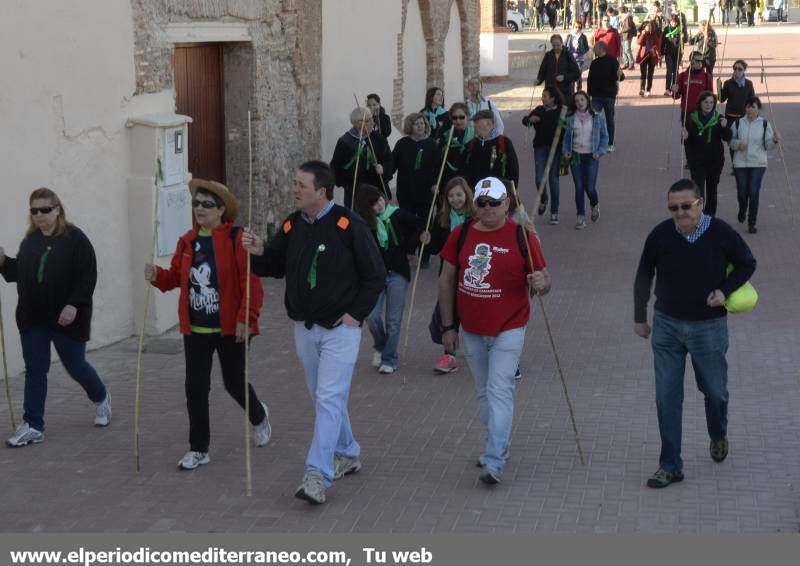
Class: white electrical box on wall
126,112,193,335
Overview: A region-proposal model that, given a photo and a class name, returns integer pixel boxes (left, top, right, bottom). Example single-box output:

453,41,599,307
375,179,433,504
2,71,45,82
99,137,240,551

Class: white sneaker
575,215,587,230
549,213,560,225
178,450,210,470
607,145,615,153
94,391,112,427
378,364,395,374
371,351,382,368
6,422,43,447
253,401,272,447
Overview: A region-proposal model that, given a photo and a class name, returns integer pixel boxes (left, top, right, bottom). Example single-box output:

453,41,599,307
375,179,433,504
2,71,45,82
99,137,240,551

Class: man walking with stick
634,179,756,488
242,161,385,504
438,177,551,485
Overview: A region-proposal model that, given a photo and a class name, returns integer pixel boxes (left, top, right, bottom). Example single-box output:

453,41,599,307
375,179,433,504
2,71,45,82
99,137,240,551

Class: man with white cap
437,177,551,485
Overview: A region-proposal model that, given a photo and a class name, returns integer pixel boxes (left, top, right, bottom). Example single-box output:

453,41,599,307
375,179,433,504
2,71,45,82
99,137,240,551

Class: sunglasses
667,198,700,212
192,199,219,209
476,198,505,208
30,206,56,215
451,115,467,120
733,67,744,71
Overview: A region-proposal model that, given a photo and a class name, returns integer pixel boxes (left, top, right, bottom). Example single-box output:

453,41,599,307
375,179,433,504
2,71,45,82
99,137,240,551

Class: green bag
724,264,758,314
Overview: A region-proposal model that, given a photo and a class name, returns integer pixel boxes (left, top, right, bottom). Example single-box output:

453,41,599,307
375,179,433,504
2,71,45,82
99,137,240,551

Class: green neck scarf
691,110,720,143
665,25,681,40
375,205,399,250
449,209,466,230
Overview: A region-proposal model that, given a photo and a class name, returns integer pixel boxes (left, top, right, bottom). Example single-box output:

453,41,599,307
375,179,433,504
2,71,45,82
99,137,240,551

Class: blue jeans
570,153,599,216
591,96,616,145
622,39,634,67
651,312,729,474
367,271,409,368
461,327,526,475
294,322,362,486
20,325,107,431
534,145,561,214
733,167,766,227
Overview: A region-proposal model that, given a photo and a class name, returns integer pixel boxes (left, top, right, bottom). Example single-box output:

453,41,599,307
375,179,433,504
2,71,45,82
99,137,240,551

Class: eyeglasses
30,206,56,215
733,67,744,71
451,115,467,120
667,198,701,212
475,198,505,208
192,199,219,209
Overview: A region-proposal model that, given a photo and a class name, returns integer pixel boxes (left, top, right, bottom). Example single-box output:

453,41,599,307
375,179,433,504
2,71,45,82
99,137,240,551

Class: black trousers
689,162,723,217
640,60,655,92
183,333,266,453
665,52,679,90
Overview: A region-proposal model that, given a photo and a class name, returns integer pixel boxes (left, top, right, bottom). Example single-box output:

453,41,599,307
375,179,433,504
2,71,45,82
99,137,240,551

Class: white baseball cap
473,177,508,201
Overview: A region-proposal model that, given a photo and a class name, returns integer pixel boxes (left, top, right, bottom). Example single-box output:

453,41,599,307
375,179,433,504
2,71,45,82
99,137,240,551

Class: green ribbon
37,246,51,284
375,205,399,250
691,110,720,143
414,147,424,170
665,25,681,40
444,126,474,171
343,140,373,171
307,243,326,289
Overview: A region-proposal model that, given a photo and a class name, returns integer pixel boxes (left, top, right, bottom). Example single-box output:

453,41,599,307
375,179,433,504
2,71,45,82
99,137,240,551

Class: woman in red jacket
636,20,662,97
145,179,271,470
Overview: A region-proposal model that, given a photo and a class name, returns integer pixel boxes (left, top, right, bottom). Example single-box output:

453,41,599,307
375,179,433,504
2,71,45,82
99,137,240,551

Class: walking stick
353,94,390,203
680,52,693,172
532,106,569,216
666,41,686,173
401,126,455,362
134,138,162,472
350,108,369,210
0,296,16,430
759,56,795,223
242,111,254,496
510,181,585,466
716,20,730,96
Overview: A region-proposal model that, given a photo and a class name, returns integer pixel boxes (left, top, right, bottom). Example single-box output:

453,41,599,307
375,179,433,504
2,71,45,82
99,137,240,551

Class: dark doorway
174,44,226,183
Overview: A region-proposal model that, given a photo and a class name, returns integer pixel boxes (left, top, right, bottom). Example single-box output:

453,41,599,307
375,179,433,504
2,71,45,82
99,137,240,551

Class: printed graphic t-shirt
440,220,546,336
189,229,221,332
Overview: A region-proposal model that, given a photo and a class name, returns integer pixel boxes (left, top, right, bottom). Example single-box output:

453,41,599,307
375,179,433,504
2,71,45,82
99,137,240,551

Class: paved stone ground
1,29,799,533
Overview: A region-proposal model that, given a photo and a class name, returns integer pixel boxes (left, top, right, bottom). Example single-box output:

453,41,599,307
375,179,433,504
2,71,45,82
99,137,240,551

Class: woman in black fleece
522,86,565,224
356,185,428,374
366,93,392,139
0,188,111,447
682,91,732,216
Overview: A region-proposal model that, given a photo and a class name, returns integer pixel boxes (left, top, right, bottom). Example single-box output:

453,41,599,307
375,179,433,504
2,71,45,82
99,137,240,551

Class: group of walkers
0,11,782,506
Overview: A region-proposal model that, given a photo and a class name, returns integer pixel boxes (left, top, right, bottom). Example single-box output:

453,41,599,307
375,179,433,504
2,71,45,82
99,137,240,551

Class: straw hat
188,179,239,223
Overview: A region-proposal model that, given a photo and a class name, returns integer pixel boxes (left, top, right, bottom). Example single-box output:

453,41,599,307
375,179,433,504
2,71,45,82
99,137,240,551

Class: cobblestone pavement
1,30,799,533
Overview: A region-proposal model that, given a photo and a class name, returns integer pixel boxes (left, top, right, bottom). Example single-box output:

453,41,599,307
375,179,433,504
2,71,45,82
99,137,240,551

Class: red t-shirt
440,220,546,336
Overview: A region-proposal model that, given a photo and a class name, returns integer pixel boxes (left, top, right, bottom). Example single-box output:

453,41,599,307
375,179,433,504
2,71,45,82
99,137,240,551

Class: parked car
507,9,526,32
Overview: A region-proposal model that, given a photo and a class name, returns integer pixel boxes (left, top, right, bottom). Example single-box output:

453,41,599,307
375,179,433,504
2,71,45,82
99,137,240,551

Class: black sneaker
748,225,757,234
737,210,746,223
646,468,684,488
514,367,522,380
710,438,729,462
479,468,501,485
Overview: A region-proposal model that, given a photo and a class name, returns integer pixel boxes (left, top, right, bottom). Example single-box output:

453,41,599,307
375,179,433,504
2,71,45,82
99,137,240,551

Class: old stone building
0,0,499,374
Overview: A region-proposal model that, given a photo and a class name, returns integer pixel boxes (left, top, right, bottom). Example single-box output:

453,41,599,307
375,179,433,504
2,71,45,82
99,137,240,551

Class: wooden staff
350,108,369,210
242,111,254,496
510,181,585,466
134,136,162,472
759,56,795,223
716,19,730,96
666,42,687,173
401,126,455,358
353,94,390,203
680,51,694,172
532,106,569,216
0,296,16,430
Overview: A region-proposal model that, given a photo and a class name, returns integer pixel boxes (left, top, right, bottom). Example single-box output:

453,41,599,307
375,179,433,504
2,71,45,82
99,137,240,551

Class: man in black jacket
587,41,620,151
243,161,386,505
536,34,581,102
634,179,756,489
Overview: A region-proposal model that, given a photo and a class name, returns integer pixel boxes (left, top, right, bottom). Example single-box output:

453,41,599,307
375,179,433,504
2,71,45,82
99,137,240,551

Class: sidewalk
1,32,799,533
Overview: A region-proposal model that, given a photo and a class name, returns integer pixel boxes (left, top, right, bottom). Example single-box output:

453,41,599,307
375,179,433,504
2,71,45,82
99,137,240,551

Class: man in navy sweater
633,179,756,489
